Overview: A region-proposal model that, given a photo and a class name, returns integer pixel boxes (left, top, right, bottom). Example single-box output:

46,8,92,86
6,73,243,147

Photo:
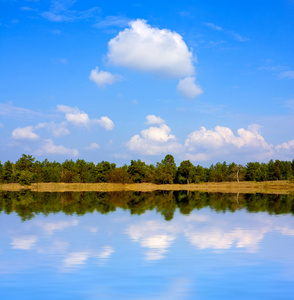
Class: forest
1,154,294,186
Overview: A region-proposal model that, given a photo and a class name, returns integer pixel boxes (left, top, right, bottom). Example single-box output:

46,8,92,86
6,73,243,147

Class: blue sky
1,0,293,166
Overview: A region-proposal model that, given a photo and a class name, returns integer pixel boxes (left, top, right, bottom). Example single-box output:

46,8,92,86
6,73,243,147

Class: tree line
1,190,293,221
0,154,294,185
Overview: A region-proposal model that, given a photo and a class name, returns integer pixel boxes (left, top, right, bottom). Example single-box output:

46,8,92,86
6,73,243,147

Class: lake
0,191,294,299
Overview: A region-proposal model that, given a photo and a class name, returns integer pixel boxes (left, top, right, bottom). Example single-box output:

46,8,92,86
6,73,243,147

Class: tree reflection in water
0,190,293,222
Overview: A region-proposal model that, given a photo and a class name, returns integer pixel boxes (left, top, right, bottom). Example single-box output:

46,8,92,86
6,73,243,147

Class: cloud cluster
8,104,114,158
90,19,202,98
185,125,272,151
108,19,195,78
57,105,114,130
126,116,294,162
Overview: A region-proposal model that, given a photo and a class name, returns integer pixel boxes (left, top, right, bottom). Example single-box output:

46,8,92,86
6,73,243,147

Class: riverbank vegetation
0,154,294,188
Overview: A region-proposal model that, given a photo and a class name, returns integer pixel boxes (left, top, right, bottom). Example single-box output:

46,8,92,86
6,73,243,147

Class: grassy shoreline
1,181,294,194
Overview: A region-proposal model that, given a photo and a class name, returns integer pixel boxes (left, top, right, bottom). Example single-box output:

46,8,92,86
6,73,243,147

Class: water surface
0,191,294,299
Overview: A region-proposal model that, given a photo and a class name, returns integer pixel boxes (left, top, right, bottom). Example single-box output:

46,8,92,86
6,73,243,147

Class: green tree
0,161,3,183
177,160,194,184
128,159,148,183
156,154,177,184
96,161,116,182
108,166,131,183
18,170,34,185
61,160,78,183
3,161,14,183
15,154,35,172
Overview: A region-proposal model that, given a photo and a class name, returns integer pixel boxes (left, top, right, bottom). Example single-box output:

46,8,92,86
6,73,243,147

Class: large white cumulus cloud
107,19,195,78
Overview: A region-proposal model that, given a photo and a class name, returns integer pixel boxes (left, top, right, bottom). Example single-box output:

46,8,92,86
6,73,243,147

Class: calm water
0,191,294,299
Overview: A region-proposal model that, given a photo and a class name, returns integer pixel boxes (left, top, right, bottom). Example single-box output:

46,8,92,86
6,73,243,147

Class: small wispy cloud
280,71,294,80
85,142,100,150
20,7,35,11
41,0,100,22
204,22,249,42
258,62,294,80
0,103,43,119
203,22,222,31
94,16,129,28
227,31,249,42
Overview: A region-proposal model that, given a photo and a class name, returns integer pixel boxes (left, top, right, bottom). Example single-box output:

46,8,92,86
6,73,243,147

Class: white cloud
146,115,165,125
36,121,70,137
94,116,114,130
275,140,294,160
0,123,4,128
35,139,79,157
89,67,122,87
177,77,203,99
184,124,276,162
107,19,195,78
12,126,39,140
141,124,176,142
11,236,37,250
280,71,294,79
85,142,100,150
127,122,182,156
57,104,80,114
276,140,294,151
57,105,114,130
185,125,272,151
